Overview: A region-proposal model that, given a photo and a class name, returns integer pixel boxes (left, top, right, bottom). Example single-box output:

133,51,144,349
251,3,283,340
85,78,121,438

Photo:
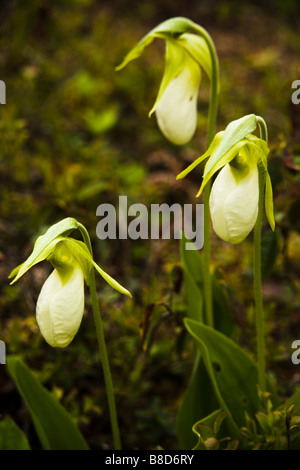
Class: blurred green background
0,0,300,449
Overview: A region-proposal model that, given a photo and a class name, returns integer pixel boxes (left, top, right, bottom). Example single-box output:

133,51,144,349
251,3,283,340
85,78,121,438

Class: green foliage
0,0,299,451
189,391,300,450
240,390,300,450
261,230,279,279
6,356,89,450
176,354,218,449
191,410,237,450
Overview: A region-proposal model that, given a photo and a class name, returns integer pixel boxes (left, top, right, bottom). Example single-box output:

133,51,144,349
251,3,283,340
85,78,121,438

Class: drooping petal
115,17,196,71
62,237,132,297
9,218,78,284
209,163,259,244
154,41,201,145
36,265,85,348
176,131,224,180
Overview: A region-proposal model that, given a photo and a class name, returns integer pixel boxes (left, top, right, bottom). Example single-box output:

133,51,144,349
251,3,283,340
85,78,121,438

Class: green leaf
203,114,257,179
9,217,131,297
176,353,218,449
6,356,89,450
180,233,234,333
9,218,79,284
0,416,31,450
192,409,227,450
184,318,264,435
177,235,233,449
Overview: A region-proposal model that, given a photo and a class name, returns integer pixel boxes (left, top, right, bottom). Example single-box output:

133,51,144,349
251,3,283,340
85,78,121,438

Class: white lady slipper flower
177,115,275,244
116,17,213,145
9,217,132,348
209,163,259,244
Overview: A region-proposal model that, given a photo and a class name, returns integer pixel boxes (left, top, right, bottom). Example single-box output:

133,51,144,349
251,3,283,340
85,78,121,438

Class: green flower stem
78,223,122,450
192,24,219,327
254,166,266,392
203,182,213,327
254,116,268,392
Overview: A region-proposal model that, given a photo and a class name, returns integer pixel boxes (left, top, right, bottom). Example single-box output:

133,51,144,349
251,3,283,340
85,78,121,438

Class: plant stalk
254,116,268,391
78,223,122,450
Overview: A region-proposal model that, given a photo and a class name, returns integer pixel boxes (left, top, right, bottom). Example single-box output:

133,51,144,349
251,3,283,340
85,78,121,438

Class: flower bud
36,264,85,348
209,163,259,244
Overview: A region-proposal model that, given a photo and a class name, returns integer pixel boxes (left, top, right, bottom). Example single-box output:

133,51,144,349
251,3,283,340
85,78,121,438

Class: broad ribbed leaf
184,319,265,436
176,235,233,448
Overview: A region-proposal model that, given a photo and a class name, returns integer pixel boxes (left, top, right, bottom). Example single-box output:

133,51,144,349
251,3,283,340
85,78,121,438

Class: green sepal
197,138,249,197
9,217,132,297
116,17,215,87
244,135,275,230
203,114,257,178
249,139,275,231
9,236,66,285
9,218,78,284
60,238,132,298
264,173,275,231
115,17,200,71
176,131,224,180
